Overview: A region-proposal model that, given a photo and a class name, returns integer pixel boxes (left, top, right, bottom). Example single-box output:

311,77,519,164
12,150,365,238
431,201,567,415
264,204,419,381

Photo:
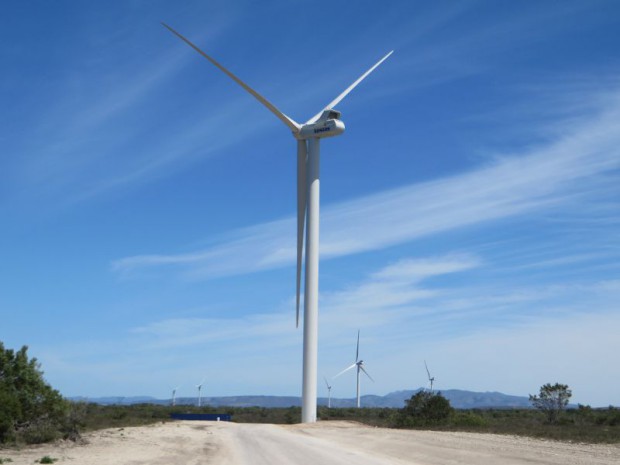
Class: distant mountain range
70,388,533,409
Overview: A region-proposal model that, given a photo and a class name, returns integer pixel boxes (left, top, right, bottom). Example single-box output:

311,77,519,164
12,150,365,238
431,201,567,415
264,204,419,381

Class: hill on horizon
71,388,534,409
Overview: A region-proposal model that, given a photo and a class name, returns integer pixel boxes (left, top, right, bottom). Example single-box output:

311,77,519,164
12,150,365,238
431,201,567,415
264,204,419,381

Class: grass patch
323,406,620,443
36,457,57,464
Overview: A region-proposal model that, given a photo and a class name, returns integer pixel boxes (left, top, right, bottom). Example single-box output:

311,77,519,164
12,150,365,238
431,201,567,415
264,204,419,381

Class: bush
37,457,57,464
396,391,454,427
529,383,571,424
16,419,60,444
0,343,68,444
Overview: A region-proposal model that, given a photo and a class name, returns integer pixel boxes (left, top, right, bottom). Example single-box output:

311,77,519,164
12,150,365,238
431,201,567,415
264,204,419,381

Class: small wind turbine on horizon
163,23,392,423
335,330,374,408
196,378,206,407
171,385,181,406
425,360,435,393
324,376,332,409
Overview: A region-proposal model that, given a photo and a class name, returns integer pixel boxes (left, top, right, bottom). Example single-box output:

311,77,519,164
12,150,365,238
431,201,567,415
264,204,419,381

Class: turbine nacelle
296,117,345,140
318,109,342,121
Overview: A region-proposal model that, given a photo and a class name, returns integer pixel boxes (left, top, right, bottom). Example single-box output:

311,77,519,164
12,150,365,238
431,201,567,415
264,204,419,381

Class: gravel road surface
2,421,618,465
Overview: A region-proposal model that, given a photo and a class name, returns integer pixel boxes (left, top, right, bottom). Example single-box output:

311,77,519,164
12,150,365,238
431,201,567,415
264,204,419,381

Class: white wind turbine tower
335,330,374,408
324,376,332,409
425,360,435,393
171,385,181,406
163,23,392,423
196,377,206,407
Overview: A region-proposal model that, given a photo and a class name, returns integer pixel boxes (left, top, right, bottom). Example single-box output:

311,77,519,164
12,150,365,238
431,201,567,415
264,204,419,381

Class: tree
529,383,572,424
397,390,454,427
0,342,68,443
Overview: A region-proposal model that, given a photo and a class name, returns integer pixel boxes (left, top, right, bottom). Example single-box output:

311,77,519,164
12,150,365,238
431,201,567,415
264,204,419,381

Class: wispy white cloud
112,89,620,279
319,254,481,328
10,47,186,185
122,254,480,350
129,250,602,370
409,310,620,406
2,20,250,210
47,253,620,403
323,258,620,405
371,255,481,281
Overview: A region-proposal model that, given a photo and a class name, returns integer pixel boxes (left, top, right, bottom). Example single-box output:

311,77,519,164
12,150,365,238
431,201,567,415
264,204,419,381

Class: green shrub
452,412,489,427
0,343,68,444
529,383,571,424
37,457,57,464
17,420,60,445
396,391,454,427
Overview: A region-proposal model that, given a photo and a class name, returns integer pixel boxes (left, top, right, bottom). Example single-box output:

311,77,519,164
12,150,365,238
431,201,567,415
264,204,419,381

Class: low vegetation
0,344,68,445
36,457,57,464
319,388,620,443
57,397,620,444
449,405,620,442
1,344,617,446
3,397,618,445
529,383,572,424
394,391,454,427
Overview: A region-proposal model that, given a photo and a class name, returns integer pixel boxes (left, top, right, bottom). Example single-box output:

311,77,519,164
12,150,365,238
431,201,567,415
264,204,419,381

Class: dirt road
2,421,618,465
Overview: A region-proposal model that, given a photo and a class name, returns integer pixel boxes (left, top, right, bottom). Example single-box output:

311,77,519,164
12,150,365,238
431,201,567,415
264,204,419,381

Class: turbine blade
162,23,301,133
306,50,394,124
324,376,330,389
296,140,307,328
360,365,374,382
356,330,360,362
334,363,357,379
425,360,431,380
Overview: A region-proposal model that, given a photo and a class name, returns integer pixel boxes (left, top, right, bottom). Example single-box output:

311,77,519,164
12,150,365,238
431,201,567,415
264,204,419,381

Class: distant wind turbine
171,385,181,406
335,330,374,408
424,360,435,392
163,23,392,423
196,378,206,407
324,376,332,409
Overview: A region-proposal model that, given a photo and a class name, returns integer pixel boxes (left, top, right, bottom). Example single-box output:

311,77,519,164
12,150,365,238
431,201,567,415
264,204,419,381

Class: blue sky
1,0,619,407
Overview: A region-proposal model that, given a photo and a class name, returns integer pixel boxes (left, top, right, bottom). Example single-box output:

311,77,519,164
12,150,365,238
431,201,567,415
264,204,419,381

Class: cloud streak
112,89,620,280
125,253,482,351
67,253,620,403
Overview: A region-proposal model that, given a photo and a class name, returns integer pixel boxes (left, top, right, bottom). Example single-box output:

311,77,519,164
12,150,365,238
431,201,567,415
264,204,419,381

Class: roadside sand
2,421,618,465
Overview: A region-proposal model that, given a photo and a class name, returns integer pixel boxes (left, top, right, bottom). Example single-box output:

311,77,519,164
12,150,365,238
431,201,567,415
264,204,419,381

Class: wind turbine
424,360,435,392
163,23,392,423
196,377,206,407
335,330,374,408
171,385,181,406
324,376,332,409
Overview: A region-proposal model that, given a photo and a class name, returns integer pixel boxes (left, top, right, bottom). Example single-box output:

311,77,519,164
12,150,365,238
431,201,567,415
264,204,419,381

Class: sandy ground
1,421,619,465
